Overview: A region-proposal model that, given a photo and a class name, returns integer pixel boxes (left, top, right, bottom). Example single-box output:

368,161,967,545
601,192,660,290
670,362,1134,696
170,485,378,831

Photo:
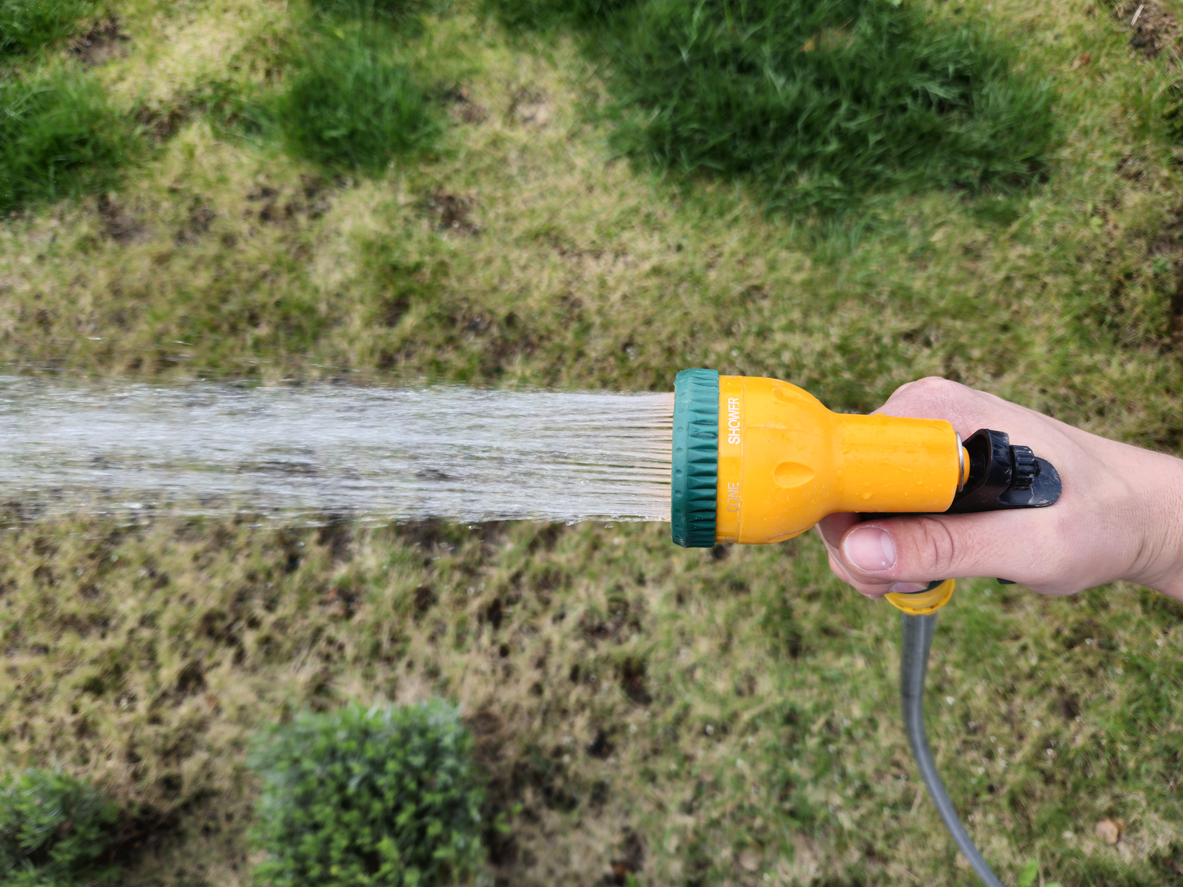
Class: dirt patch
423,191,481,236
135,105,189,142
245,177,335,225
298,174,334,218
175,200,215,244
608,829,646,885
1117,1,1181,59
618,657,651,705
586,727,614,759
71,17,130,66
509,88,554,128
445,86,490,125
97,195,147,244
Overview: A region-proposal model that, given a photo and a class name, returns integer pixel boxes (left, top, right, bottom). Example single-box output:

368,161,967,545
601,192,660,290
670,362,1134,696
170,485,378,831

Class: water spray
668,369,1062,886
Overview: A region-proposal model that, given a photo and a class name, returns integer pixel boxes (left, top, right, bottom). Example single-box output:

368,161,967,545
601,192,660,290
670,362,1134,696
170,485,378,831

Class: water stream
0,378,674,524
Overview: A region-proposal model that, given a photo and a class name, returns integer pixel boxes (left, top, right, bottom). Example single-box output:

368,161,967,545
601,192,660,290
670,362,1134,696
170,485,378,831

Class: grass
493,0,1060,212
0,0,91,58
0,0,1182,885
0,66,138,212
308,0,421,22
277,32,441,174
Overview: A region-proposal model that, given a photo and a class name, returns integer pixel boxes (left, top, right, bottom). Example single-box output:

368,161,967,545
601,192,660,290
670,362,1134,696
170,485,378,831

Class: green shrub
0,67,138,212
496,0,1058,211
249,700,487,887
0,769,121,887
0,0,92,57
277,34,439,174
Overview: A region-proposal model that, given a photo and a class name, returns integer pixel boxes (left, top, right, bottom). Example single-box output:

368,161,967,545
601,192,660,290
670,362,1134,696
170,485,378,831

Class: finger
817,512,858,553
836,511,1056,587
875,378,1071,453
827,553,894,598
826,552,854,585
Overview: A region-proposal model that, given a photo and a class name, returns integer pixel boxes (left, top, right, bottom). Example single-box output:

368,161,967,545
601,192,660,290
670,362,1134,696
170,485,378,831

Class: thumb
838,516,999,588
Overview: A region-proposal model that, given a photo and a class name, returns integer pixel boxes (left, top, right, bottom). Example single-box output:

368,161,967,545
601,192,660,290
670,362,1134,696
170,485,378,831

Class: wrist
1120,447,1183,601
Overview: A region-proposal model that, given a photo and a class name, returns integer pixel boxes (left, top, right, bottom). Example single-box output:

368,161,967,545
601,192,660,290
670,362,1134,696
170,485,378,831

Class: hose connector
884,579,955,615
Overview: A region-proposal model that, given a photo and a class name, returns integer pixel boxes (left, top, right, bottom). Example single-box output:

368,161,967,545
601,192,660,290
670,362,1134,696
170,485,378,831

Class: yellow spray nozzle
670,369,967,612
713,373,964,544
671,369,963,546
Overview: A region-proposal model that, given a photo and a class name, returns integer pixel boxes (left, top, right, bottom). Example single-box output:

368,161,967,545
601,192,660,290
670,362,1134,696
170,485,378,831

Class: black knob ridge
1009,445,1038,492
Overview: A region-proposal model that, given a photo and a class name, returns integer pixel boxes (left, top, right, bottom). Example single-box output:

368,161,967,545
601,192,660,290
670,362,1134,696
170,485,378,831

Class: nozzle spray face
670,369,964,548
670,369,719,547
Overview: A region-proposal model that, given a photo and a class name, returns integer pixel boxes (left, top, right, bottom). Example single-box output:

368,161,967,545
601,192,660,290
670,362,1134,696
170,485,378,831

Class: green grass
0,0,1182,885
0,66,138,212
308,0,420,22
494,0,1059,211
0,0,92,58
277,33,441,174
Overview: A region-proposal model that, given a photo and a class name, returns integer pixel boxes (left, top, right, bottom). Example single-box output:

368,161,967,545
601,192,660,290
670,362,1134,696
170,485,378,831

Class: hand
817,377,1183,602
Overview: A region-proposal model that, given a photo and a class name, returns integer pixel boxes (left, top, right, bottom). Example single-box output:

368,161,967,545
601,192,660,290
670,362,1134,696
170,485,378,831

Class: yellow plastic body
714,375,963,543
883,579,956,615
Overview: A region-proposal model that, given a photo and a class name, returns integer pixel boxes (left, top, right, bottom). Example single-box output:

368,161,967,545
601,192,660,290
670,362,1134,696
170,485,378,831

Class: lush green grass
0,66,138,212
0,0,1182,886
0,0,91,58
277,33,440,173
494,0,1059,211
308,0,419,22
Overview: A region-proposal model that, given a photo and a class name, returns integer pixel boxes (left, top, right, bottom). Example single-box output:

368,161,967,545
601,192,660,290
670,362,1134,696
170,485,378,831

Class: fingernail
843,526,896,573
889,582,928,594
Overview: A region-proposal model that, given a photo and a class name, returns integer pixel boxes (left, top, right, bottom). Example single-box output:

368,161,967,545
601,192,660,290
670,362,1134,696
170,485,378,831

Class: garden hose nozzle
669,369,1061,612
670,369,1064,887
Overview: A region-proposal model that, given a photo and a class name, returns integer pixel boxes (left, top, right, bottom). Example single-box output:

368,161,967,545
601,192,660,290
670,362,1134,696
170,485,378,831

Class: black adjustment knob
1009,445,1037,491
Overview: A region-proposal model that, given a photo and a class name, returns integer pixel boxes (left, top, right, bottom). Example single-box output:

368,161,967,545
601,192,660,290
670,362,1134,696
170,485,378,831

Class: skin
817,377,1183,603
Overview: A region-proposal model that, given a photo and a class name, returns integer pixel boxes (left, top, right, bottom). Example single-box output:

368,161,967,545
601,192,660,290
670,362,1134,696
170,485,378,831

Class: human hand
817,377,1183,602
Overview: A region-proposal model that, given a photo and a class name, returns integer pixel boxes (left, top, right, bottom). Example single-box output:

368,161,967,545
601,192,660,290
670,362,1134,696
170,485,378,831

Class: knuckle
906,376,964,405
885,376,966,413
909,517,963,575
911,375,957,392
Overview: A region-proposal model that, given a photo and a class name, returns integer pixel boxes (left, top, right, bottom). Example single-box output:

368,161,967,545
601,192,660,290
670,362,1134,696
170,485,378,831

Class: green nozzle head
671,369,719,548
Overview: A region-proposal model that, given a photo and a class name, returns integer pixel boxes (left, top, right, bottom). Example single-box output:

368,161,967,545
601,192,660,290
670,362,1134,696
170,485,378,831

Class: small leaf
1017,858,1038,887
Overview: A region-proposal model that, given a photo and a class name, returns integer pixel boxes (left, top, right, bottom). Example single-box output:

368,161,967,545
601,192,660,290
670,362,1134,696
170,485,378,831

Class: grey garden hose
901,613,1006,887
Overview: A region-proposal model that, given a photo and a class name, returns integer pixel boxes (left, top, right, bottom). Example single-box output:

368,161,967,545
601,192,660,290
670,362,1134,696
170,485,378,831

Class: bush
277,34,439,174
496,0,1058,211
249,700,487,887
0,67,138,211
0,0,91,57
0,769,121,887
